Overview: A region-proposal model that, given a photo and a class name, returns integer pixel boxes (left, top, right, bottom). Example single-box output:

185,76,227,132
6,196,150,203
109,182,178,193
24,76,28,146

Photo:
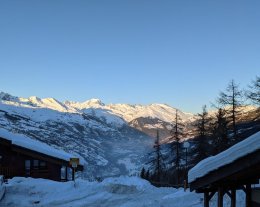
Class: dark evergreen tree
217,80,243,141
169,109,184,185
145,170,150,181
146,130,164,182
246,76,260,106
140,167,146,179
154,130,163,182
192,105,211,163
211,108,229,155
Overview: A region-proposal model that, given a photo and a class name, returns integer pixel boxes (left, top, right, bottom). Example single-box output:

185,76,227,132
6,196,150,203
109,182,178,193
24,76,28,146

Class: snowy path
0,176,246,207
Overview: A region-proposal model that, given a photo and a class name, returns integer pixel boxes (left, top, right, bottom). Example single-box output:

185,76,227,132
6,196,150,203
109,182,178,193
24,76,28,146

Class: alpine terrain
0,92,196,178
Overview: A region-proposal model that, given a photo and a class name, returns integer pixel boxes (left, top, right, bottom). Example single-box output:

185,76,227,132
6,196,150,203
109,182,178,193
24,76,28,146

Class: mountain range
0,92,257,178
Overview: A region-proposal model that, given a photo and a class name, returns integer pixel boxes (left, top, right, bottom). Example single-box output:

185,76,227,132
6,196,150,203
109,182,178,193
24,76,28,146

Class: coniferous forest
141,76,260,187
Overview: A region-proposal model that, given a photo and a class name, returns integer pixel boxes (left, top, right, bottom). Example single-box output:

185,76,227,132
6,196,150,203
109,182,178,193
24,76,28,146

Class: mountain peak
0,92,18,101
84,98,104,106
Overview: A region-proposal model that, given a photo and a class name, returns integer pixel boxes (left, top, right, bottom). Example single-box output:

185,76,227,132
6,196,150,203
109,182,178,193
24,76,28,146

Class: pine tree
192,105,211,163
211,108,229,155
145,170,150,181
246,76,260,106
146,130,164,182
217,80,243,141
154,130,162,182
140,167,146,179
169,109,184,185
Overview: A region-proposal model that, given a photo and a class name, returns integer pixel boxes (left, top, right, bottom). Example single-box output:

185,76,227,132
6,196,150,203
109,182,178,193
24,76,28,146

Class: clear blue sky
0,0,259,113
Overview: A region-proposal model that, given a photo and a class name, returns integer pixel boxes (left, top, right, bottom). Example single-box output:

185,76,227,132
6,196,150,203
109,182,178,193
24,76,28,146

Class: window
25,160,31,176
33,160,39,169
39,161,47,169
0,155,2,166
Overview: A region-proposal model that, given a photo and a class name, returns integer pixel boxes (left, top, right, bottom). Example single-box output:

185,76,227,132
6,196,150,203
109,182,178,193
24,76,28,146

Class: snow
107,103,195,123
83,108,126,126
1,176,202,207
117,158,137,174
0,92,195,124
0,128,85,165
188,131,260,183
1,176,248,207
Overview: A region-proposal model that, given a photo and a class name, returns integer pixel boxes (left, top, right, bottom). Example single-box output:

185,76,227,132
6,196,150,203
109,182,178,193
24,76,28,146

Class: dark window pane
33,160,39,169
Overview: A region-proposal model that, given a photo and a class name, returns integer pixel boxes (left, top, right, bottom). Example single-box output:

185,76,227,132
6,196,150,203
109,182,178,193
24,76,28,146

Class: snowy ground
1,176,245,207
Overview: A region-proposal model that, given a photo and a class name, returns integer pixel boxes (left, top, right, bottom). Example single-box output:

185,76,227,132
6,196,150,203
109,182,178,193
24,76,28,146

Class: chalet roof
188,131,260,184
0,128,85,165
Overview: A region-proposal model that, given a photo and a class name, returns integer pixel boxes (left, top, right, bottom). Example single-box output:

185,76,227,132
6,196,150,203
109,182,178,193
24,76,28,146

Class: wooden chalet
0,129,83,181
188,132,260,207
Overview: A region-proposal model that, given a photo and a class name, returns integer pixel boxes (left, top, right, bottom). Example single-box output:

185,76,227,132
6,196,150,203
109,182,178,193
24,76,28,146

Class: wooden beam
204,192,209,207
231,189,236,207
218,187,224,207
245,184,251,207
209,190,216,201
226,190,232,199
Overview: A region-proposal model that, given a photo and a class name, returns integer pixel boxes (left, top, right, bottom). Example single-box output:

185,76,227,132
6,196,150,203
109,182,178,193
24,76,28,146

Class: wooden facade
0,137,83,181
189,149,260,207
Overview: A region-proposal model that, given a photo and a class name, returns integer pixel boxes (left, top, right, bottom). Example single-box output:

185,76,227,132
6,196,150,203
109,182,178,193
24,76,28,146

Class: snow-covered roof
188,131,260,183
0,128,84,165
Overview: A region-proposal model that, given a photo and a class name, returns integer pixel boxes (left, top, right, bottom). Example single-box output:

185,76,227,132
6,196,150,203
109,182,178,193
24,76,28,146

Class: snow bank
0,128,85,165
1,176,203,207
1,176,248,207
188,132,260,183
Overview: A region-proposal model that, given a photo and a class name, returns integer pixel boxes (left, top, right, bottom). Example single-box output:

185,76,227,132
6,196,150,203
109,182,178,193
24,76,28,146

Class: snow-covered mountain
0,92,197,178
0,92,197,137
0,92,258,178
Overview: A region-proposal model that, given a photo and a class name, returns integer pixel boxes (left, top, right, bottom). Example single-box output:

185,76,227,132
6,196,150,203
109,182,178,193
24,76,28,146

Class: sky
0,0,259,113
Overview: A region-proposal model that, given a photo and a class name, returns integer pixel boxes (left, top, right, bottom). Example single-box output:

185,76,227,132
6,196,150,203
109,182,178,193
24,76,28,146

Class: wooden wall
0,143,62,181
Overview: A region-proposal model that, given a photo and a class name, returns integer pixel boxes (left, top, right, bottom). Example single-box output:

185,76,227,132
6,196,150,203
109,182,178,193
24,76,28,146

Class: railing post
204,191,210,207
245,184,251,207
218,187,224,207
231,189,236,207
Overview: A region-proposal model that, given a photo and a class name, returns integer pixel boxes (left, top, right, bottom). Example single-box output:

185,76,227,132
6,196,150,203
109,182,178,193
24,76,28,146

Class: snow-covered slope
65,98,196,139
0,92,197,139
66,99,195,123
0,92,154,178
0,92,196,178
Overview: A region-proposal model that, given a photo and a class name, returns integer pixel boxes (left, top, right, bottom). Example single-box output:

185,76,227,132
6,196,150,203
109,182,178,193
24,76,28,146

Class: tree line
140,76,260,186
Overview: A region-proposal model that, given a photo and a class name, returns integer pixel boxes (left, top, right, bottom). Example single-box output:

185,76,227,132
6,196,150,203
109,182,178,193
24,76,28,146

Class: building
0,129,83,181
188,132,260,207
